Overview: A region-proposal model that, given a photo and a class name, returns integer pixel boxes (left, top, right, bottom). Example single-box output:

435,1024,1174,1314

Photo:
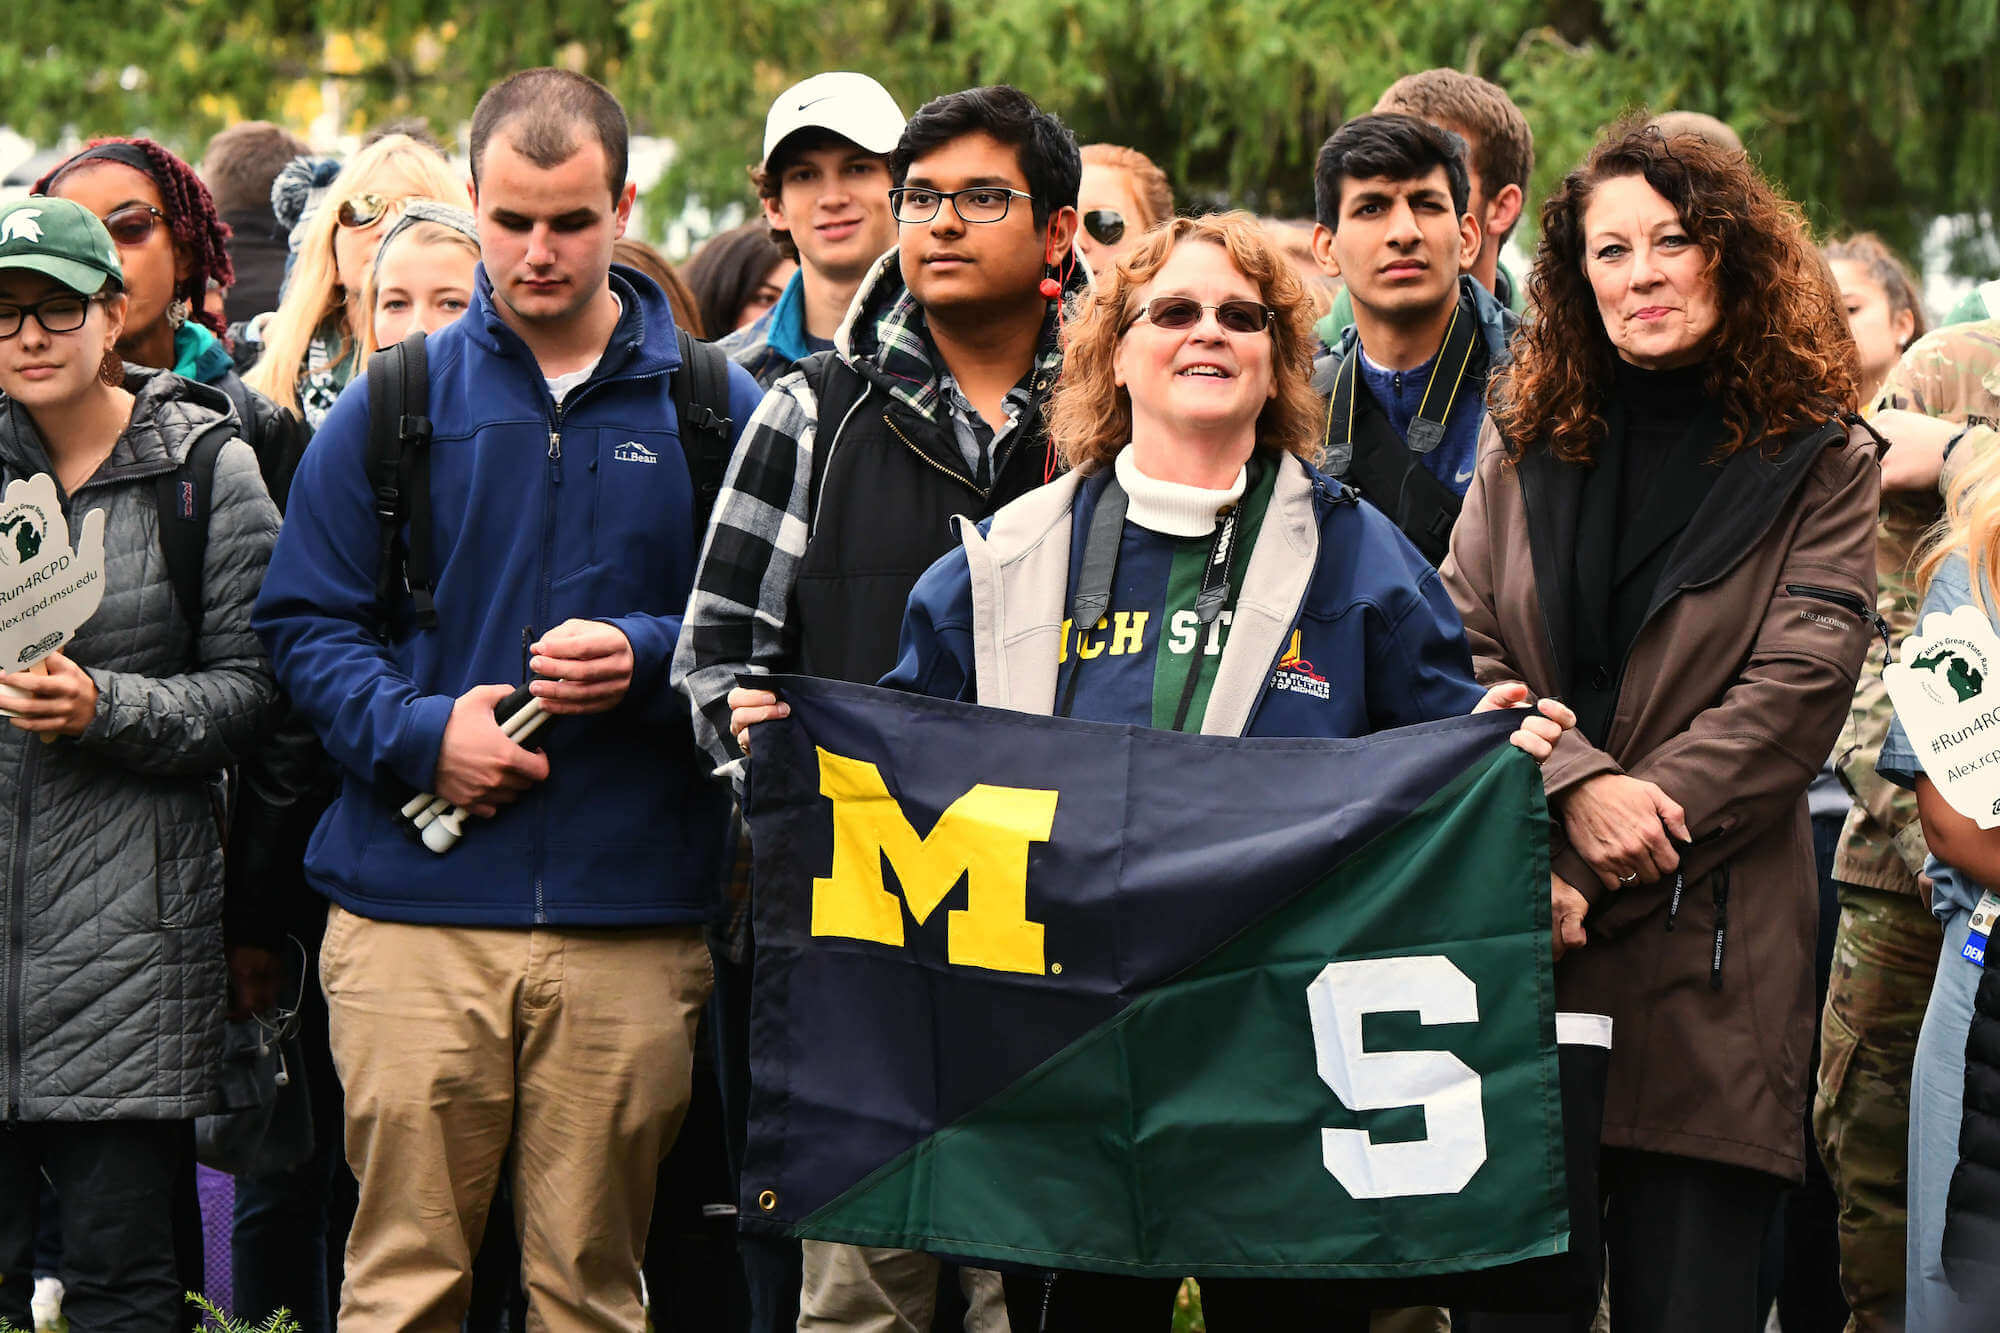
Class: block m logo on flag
810,747,1056,975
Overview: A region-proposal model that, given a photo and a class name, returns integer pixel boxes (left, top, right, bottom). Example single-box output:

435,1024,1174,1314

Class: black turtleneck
1568,358,1727,744
1612,359,1712,529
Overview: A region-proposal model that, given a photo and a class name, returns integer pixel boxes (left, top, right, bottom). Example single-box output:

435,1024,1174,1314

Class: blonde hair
245,135,467,415
1918,440,2000,614
1048,211,1325,475
358,220,481,358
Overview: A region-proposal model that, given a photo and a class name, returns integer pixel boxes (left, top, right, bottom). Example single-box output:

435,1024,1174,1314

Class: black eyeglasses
103,204,166,246
1129,296,1274,335
0,293,106,339
889,186,1034,226
1083,209,1127,246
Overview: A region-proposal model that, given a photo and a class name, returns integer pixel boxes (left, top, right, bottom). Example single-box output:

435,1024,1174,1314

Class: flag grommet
758,1190,778,1212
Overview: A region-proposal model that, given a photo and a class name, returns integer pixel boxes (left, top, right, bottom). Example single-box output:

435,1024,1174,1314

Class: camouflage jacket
1835,320,2000,892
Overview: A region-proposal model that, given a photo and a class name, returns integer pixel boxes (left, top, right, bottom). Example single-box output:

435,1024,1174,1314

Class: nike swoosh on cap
796,95,835,111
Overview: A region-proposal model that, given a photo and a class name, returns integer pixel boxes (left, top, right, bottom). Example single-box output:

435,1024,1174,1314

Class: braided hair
36,137,235,337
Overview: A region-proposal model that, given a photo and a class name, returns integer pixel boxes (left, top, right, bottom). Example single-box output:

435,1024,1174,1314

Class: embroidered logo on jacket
1271,629,1331,699
613,440,659,465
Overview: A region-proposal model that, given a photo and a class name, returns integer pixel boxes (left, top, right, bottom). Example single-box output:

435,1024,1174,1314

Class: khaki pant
798,1241,1009,1332
320,904,713,1332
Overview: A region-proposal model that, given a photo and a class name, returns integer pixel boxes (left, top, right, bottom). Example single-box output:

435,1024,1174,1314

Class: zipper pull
548,429,562,459
1665,870,1683,932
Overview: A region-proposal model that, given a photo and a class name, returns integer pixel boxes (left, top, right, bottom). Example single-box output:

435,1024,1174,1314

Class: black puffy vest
1945,962,2000,1297
790,353,1056,688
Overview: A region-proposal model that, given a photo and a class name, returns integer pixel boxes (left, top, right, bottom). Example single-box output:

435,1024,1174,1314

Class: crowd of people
0,51,1995,1333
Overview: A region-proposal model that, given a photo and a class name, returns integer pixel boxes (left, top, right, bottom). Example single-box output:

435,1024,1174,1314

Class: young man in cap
722,72,905,388
254,68,762,1329
675,83,1084,1331
1309,113,1517,567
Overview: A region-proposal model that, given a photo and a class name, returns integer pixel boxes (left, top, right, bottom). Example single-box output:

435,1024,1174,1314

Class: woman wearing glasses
243,134,465,431
1075,144,1174,275
877,211,1573,1329
0,198,279,1331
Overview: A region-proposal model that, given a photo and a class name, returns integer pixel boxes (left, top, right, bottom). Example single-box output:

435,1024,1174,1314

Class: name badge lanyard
1322,298,1478,470
1055,473,1242,733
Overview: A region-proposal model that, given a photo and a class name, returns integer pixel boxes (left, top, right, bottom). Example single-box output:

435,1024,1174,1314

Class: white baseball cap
761,72,907,167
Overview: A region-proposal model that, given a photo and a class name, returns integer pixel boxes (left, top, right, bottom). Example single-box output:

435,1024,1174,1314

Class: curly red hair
1491,118,1857,463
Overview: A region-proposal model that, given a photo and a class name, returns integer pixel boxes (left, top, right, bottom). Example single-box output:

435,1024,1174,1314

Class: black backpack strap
673,328,736,541
154,426,232,641
364,330,435,637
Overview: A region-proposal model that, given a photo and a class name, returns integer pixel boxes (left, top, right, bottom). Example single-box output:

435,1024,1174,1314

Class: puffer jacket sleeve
78,438,280,773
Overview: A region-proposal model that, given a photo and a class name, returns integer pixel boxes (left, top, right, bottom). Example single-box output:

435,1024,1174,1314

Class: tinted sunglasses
103,204,166,246
1131,296,1274,335
1082,209,1126,246
336,193,399,229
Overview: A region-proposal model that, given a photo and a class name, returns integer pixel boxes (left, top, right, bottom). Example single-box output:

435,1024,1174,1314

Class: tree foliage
4,0,1994,263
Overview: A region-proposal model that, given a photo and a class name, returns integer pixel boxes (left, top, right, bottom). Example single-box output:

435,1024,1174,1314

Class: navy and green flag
742,675,1598,1292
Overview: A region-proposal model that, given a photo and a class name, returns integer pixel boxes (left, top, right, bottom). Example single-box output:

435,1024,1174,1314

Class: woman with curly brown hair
1441,121,1880,1331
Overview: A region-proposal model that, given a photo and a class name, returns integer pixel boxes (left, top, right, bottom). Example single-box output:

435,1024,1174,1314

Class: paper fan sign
1884,604,2000,828
0,472,106,717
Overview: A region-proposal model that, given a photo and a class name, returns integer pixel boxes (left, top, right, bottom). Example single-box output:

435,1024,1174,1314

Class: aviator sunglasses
1082,209,1127,246
101,204,167,246
336,193,401,229
1130,296,1275,335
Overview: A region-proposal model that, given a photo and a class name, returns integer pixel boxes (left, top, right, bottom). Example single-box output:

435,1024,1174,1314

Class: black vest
790,353,1056,687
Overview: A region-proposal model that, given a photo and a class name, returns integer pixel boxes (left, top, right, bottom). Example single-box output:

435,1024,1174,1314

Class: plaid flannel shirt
671,256,1065,955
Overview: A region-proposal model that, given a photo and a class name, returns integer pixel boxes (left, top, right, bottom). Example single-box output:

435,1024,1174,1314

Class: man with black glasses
673,83,1082,1331
1309,113,1517,567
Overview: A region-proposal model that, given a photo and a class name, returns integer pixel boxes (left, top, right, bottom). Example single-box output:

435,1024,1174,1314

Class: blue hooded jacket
254,264,764,926
884,456,1488,739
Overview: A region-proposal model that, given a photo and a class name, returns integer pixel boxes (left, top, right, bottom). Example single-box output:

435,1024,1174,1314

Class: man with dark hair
1309,113,1517,565
469,66,630,197
254,66,762,1329
725,72,905,387
200,120,309,320
1317,71,1534,351
1375,70,1533,306
673,82,1082,1332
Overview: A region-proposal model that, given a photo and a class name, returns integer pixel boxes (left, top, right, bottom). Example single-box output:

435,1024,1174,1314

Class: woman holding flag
0,197,279,1330
732,208,1577,1328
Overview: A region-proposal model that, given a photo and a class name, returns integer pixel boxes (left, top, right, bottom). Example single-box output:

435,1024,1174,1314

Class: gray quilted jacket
0,368,279,1121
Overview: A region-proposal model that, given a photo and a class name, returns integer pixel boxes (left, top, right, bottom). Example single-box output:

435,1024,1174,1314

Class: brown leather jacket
1442,414,1878,1180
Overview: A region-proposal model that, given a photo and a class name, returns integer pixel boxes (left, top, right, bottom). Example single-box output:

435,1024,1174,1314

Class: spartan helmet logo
0,210,45,245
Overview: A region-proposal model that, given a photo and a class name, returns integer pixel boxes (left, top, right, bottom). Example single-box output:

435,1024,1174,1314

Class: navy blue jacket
254,265,764,926
886,461,1488,738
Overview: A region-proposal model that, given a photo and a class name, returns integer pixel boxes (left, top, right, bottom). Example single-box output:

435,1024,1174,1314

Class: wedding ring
1618,872,1637,884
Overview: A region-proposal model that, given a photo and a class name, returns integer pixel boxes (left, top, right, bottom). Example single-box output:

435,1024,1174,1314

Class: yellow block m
810,747,1057,975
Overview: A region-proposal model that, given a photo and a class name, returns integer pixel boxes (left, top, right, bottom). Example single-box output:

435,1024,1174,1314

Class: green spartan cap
0,198,124,295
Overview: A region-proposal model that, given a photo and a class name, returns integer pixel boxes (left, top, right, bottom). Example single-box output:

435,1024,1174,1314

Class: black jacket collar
1519,413,1847,693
